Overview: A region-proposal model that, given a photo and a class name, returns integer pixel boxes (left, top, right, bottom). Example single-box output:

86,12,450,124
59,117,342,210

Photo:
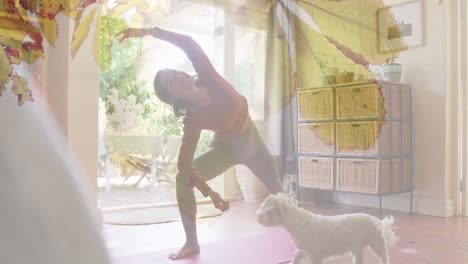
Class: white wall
46,14,99,203
68,15,100,201
332,0,454,217
399,0,451,214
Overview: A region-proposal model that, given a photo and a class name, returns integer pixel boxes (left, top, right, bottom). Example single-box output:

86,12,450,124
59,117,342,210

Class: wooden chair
104,135,181,191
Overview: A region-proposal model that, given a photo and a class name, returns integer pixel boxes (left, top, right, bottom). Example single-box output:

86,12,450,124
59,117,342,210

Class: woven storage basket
336,158,411,194
298,123,334,154
336,83,385,120
297,88,333,121
298,157,333,189
336,121,409,156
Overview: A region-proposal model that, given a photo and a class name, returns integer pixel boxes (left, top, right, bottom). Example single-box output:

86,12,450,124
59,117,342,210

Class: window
234,26,266,121
140,3,267,121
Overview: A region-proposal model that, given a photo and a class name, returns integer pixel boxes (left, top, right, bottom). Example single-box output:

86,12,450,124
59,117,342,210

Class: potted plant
316,52,339,85
383,55,402,82
336,71,355,83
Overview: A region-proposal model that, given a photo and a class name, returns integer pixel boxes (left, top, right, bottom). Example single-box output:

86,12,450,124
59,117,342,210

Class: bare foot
168,243,200,260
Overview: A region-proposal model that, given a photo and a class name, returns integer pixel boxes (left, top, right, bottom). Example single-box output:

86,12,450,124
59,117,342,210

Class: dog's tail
381,215,399,248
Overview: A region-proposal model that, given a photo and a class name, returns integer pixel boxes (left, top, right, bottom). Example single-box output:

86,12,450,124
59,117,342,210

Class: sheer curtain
264,0,297,180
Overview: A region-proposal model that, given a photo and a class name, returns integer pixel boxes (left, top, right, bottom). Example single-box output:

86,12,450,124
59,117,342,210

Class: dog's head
256,193,296,227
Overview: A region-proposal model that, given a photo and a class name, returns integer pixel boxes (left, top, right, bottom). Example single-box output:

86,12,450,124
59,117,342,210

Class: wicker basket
336,83,385,120
297,88,333,121
298,157,333,189
336,158,411,194
336,121,410,156
298,123,334,154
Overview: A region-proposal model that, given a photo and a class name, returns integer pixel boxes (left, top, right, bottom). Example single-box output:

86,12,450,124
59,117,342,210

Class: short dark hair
153,70,186,116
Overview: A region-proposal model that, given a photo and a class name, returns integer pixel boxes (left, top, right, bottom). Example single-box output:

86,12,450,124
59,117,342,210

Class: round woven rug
103,204,221,225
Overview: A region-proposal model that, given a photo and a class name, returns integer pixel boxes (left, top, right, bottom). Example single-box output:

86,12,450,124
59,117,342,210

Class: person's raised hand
115,28,148,43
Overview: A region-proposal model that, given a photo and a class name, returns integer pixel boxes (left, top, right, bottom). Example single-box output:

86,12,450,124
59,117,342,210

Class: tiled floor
105,201,468,263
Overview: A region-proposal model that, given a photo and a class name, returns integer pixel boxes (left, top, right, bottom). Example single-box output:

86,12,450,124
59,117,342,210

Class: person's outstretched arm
116,27,220,83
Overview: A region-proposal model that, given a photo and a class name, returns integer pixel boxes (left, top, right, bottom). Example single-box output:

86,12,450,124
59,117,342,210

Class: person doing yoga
117,26,283,260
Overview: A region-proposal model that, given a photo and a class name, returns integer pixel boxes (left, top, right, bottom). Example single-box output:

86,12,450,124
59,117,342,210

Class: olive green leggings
175,117,283,244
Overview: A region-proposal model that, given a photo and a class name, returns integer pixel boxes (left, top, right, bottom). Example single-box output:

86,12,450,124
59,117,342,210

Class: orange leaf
13,0,32,22
12,75,34,106
24,31,43,51
0,47,12,84
3,46,21,64
71,5,98,59
18,0,64,20
4,0,18,13
0,17,38,42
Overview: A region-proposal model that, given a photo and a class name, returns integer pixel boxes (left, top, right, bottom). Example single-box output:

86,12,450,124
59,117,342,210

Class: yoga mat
113,230,295,264
103,204,221,225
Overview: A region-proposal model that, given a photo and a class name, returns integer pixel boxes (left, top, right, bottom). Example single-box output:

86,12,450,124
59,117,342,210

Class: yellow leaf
0,47,12,84
13,0,31,22
10,56,22,65
0,17,41,43
65,0,82,12
39,18,58,46
93,9,102,65
0,28,28,43
71,6,99,59
0,37,23,49
12,76,34,106
64,0,99,19
63,6,80,19
20,49,43,64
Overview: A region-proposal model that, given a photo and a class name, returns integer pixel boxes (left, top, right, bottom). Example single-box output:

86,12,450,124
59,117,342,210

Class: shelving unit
294,80,413,216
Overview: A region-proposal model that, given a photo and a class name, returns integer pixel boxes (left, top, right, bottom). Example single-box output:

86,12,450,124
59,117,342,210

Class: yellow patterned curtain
272,0,405,88
263,0,405,174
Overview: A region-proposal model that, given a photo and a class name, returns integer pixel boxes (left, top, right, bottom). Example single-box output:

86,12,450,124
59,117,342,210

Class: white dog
256,194,398,264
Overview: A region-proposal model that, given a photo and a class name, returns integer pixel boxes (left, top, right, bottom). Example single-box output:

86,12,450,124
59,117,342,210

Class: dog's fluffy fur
256,194,398,264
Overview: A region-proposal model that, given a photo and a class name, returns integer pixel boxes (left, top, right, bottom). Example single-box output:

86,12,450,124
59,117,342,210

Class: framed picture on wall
378,0,424,53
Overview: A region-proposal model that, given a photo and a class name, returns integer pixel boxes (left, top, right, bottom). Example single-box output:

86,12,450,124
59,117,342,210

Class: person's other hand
208,190,230,212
